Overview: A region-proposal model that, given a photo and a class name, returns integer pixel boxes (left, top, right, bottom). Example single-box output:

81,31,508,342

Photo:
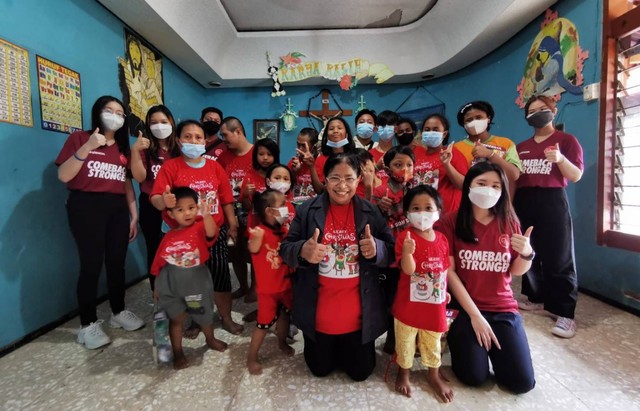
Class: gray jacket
280,193,395,343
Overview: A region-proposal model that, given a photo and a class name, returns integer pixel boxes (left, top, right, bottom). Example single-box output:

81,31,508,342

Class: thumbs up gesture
545,143,565,164
301,228,328,264
133,130,151,152
162,185,176,209
440,142,454,164
359,224,377,259
511,226,534,257
248,226,265,241
378,188,393,213
86,128,106,150
471,139,492,159
402,231,416,256
243,177,256,197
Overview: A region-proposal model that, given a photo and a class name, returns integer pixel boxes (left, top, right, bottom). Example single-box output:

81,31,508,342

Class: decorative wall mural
516,9,589,108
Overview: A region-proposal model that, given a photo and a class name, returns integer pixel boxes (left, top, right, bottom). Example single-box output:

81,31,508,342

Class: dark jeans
66,191,129,325
447,311,535,394
138,192,163,291
514,187,578,318
303,330,376,382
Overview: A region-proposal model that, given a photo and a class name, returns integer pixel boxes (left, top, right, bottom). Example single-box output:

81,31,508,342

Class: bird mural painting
533,35,582,96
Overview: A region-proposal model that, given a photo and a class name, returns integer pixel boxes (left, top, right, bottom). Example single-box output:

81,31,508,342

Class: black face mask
396,133,414,146
526,110,554,129
203,120,221,136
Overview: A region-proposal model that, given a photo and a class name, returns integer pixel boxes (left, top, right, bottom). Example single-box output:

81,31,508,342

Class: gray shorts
156,264,214,326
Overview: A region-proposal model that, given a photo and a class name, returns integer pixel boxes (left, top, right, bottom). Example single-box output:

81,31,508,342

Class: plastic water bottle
153,309,172,364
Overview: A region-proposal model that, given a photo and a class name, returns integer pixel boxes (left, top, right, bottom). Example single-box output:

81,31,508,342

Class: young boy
151,186,228,369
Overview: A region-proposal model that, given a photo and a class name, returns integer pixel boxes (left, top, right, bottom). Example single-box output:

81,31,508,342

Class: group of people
55,93,583,402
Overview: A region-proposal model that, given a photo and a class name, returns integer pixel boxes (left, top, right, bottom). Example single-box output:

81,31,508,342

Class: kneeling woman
439,162,536,394
280,153,395,381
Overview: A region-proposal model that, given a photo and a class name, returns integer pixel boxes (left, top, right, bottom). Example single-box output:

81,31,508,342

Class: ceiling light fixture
422,74,435,80
208,81,222,87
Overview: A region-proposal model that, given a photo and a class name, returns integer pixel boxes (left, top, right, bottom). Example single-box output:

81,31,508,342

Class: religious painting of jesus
253,119,280,144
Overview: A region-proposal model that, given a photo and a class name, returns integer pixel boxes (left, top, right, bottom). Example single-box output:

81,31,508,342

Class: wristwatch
520,250,536,261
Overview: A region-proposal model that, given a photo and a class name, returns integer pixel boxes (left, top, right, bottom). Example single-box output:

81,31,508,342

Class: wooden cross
299,89,352,128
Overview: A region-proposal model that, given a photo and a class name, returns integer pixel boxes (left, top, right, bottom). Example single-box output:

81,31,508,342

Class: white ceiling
96,0,557,88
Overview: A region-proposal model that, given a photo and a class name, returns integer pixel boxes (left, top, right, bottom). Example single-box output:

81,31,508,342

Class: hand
471,140,493,159
128,219,138,242
86,128,106,150
440,142,454,165
545,143,565,164
291,156,301,172
243,177,256,197
470,314,501,351
511,226,534,257
133,130,151,152
199,197,209,216
402,231,416,256
248,226,265,240
298,142,315,167
162,185,176,209
228,220,239,243
361,165,374,188
446,292,452,304
301,228,327,264
378,188,393,213
359,224,377,260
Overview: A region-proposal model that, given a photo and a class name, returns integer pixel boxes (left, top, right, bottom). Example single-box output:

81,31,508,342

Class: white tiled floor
1,277,639,411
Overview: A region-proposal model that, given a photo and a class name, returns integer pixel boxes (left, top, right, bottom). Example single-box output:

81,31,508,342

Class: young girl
151,187,227,369
241,138,280,217
393,185,453,402
265,164,296,226
289,128,319,205
131,105,180,291
354,149,382,200
246,190,294,374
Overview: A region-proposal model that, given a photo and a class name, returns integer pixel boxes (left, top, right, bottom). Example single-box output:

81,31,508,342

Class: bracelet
520,250,536,261
73,152,87,161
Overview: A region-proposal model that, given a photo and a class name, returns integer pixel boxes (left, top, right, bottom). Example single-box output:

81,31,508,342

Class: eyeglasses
102,108,126,119
326,175,358,185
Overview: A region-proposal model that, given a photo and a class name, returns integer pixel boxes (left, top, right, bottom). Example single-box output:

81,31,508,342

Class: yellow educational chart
0,38,33,127
36,55,82,133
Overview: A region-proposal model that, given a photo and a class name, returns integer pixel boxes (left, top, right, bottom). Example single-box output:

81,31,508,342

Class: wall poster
36,55,82,134
0,37,33,127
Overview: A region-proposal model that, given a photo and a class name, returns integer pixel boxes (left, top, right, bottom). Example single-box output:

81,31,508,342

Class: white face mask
100,112,125,132
407,211,439,231
150,123,172,139
272,207,289,224
468,186,501,209
464,119,489,136
268,181,291,194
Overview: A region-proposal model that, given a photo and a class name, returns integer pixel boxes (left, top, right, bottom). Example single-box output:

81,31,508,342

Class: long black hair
90,95,130,156
253,138,280,170
320,117,356,156
144,105,180,162
455,162,519,243
422,113,451,146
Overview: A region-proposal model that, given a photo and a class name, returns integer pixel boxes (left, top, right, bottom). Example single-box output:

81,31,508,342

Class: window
598,0,640,251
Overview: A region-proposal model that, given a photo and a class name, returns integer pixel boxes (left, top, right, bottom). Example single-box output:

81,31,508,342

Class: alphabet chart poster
0,37,33,127
37,55,82,133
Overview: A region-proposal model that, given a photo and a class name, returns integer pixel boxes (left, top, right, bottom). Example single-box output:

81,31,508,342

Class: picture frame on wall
253,119,280,144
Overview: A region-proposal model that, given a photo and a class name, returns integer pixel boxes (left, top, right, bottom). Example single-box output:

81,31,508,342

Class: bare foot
173,352,189,370
231,287,247,299
247,358,263,375
222,318,244,335
395,368,412,397
243,291,257,303
279,342,294,357
206,337,228,352
427,368,454,403
183,323,200,340
242,310,257,323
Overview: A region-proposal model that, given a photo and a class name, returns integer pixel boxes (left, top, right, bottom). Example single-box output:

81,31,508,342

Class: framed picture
253,119,280,144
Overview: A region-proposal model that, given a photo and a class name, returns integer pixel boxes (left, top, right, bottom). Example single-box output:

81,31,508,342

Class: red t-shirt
217,146,254,203
150,219,215,275
369,147,389,180
55,131,129,194
250,224,291,294
287,158,317,204
516,130,584,189
411,146,467,213
316,202,361,334
314,154,329,183
438,212,519,313
372,179,409,239
151,157,233,230
203,139,227,162
392,228,450,332
241,168,268,229
139,148,172,195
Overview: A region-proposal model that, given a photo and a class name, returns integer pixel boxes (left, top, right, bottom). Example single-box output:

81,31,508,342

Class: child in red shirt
246,190,294,375
151,187,227,369
289,128,319,205
393,185,453,402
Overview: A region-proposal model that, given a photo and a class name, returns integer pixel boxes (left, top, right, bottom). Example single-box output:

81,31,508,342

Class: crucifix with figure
299,89,352,130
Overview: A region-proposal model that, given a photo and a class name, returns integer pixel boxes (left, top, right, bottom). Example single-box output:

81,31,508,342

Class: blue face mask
421,131,444,148
326,138,349,149
181,143,206,159
376,125,395,142
356,123,374,139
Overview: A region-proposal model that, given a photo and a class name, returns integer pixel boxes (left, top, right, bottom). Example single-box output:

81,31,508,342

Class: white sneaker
109,310,145,331
77,320,111,349
518,300,544,311
551,317,576,338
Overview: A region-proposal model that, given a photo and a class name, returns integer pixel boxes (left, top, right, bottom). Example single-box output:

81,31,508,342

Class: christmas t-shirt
316,202,362,335
139,147,171,195
516,130,584,188
411,145,467,213
454,135,523,171
151,157,233,230
150,219,215,275
55,131,129,194
217,146,254,204
372,180,409,238
369,146,389,180
438,212,519,313
287,158,316,204
250,224,291,294
392,228,450,332
202,139,227,162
